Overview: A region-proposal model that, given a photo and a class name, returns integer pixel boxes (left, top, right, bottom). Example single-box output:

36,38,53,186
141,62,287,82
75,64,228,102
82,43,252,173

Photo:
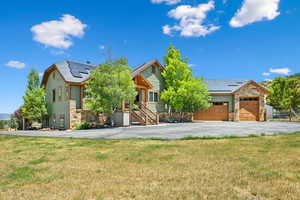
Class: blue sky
0,0,299,113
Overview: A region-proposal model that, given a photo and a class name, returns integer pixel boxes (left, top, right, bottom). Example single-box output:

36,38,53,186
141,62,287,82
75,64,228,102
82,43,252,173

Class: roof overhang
134,74,153,89
132,59,164,78
233,80,269,94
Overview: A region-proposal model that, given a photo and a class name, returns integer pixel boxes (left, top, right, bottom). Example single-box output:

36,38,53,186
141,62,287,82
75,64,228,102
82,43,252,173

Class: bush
75,122,92,130
0,120,10,129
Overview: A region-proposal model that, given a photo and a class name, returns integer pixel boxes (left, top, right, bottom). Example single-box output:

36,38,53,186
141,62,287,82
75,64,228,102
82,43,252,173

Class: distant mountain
288,73,300,80
0,113,10,120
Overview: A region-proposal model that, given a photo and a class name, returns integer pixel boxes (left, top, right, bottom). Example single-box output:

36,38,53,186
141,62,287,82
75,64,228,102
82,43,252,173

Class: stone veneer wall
159,112,193,122
233,83,266,122
69,100,82,129
69,100,108,129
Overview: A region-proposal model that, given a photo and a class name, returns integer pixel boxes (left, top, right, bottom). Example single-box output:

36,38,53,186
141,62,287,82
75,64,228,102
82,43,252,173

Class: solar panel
67,61,97,78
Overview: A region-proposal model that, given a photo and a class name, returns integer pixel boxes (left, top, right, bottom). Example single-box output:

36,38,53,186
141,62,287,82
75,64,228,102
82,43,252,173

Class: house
41,60,268,129
41,60,166,129
193,79,269,121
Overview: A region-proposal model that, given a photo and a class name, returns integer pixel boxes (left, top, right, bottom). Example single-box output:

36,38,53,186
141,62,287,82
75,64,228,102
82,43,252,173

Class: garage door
240,97,259,121
194,102,229,121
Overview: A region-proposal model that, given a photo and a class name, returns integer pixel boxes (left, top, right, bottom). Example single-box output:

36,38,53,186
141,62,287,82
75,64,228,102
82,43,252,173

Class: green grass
0,132,299,200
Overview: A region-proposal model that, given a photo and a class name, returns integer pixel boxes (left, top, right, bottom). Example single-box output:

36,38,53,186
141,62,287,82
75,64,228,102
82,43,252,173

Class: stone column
234,94,240,121
69,100,81,129
259,94,266,121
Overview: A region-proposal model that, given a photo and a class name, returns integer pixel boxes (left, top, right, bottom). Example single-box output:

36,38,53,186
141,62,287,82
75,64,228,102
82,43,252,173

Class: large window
52,89,56,102
58,86,62,101
149,91,159,102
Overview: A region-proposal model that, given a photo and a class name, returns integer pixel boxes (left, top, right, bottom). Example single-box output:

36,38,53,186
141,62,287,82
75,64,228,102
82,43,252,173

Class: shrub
75,123,92,130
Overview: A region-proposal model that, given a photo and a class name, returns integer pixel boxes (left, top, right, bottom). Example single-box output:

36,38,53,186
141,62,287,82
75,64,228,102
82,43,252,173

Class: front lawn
0,133,299,199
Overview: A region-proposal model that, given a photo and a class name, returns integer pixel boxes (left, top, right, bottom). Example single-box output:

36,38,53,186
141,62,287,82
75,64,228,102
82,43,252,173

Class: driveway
1,121,300,139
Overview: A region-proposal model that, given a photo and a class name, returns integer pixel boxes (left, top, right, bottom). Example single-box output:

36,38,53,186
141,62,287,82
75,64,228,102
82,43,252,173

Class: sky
0,0,299,113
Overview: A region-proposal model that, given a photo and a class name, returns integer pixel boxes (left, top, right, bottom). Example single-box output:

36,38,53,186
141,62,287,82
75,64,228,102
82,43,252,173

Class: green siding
211,95,234,112
70,86,81,109
140,65,166,112
45,70,70,129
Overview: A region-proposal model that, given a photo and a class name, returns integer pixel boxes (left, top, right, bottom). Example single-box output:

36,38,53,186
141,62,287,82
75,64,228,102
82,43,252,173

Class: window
59,115,65,128
149,91,159,102
52,89,56,102
65,86,69,100
58,86,62,101
53,72,56,80
240,97,259,101
211,102,228,106
151,65,156,74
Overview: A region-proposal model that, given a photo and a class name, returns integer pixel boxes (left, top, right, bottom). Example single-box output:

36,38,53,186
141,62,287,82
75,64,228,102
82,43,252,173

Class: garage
194,102,229,121
239,97,259,121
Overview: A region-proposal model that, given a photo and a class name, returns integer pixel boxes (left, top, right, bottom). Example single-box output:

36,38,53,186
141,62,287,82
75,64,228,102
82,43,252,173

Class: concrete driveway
1,121,300,139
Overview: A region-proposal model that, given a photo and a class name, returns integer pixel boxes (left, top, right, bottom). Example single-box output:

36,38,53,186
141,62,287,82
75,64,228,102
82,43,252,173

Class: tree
162,44,192,89
13,107,23,130
22,88,48,123
85,58,137,124
26,69,40,93
22,69,48,127
161,45,211,120
267,77,300,121
9,114,18,130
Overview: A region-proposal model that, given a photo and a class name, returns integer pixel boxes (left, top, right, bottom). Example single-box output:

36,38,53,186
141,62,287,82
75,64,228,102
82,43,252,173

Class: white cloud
5,61,26,69
230,0,280,27
270,68,291,75
262,72,270,76
151,0,181,5
163,1,220,37
162,25,173,35
31,14,87,49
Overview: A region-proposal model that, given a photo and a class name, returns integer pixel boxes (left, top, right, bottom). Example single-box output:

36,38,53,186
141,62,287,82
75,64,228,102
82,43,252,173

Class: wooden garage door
240,97,259,121
194,102,229,121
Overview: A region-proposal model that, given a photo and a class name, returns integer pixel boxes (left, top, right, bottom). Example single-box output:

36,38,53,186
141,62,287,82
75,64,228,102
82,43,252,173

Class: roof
42,59,162,86
55,60,97,83
132,59,164,77
204,79,250,94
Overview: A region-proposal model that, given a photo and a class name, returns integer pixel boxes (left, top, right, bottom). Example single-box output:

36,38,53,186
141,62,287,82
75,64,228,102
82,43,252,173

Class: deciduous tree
85,58,137,124
267,77,300,121
22,69,48,126
161,45,210,120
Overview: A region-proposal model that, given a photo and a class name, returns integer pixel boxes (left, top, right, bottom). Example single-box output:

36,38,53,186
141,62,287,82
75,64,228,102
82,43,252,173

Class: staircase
130,104,159,125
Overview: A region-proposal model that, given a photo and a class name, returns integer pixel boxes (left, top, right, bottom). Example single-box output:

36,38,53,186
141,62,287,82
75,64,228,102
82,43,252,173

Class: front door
135,89,147,105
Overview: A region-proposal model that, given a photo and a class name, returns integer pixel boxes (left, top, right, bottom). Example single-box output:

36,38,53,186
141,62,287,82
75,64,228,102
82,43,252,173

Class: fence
272,108,300,120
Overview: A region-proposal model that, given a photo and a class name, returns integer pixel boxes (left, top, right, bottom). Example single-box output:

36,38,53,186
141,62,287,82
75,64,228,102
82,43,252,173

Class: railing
130,103,159,125
139,103,159,124
131,110,147,125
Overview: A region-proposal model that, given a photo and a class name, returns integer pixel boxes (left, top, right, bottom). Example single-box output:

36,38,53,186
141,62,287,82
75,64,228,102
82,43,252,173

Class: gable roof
204,79,268,94
204,79,250,94
132,59,164,77
57,60,97,83
41,60,97,86
42,59,163,86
